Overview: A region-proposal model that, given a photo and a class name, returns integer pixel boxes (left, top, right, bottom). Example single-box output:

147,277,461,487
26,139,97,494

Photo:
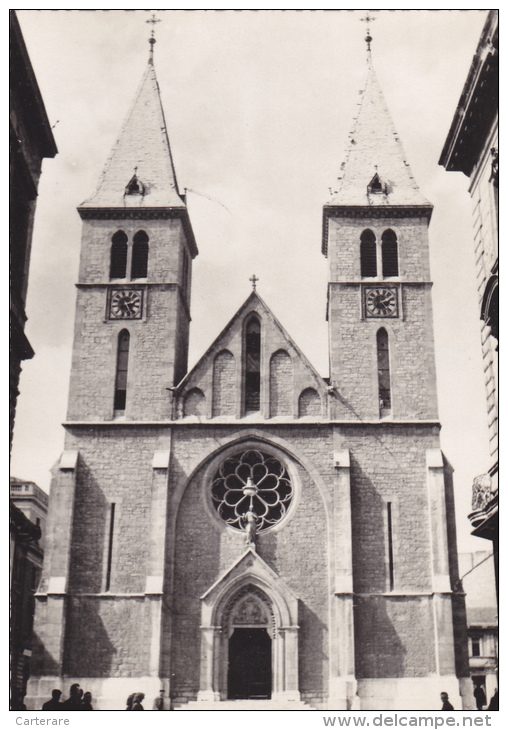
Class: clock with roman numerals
365,287,398,318
109,289,143,319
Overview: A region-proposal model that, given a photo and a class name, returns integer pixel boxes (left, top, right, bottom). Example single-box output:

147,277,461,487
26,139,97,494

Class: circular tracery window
211,449,293,532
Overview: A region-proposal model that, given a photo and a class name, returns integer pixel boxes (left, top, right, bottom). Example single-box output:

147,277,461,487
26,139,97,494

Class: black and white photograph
10,8,498,716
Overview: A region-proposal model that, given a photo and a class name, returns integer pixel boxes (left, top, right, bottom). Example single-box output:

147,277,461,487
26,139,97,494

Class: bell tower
323,35,438,422
67,34,197,422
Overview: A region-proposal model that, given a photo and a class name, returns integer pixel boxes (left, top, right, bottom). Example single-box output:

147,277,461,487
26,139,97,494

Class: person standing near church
153,688,165,710
132,693,145,710
440,692,454,710
42,689,63,710
474,684,486,710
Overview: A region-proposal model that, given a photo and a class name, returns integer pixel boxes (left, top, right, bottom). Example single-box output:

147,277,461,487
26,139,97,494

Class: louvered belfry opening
382,229,399,277
360,229,377,277
109,231,128,279
244,315,261,413
131,230,149,279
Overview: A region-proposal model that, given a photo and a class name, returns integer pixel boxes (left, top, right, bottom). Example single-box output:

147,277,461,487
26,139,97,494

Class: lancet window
114,329,130,412
381,229,399,278
377,328,391,417
244,315,261,413
360,229,377,277
131,231,149,279
109,231,128,279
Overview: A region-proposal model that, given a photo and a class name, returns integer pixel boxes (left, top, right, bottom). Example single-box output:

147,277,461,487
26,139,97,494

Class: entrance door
227,628,272,699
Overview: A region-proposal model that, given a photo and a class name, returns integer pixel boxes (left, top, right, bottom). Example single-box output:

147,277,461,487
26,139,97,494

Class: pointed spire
360,11,375,53
327,44,431,209
146,13,160,66
80,57,185,210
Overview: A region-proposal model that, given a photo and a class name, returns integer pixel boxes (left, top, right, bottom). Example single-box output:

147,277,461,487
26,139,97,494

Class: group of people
440,688,499,711
40,685,168,711
473,685,499,711
126,689,168,710
34,684,499,712
42,684,93,710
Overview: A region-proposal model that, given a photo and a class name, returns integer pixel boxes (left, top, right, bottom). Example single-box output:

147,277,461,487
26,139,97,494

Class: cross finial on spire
146,13,161,64
249,274,259,291
361,11,376,52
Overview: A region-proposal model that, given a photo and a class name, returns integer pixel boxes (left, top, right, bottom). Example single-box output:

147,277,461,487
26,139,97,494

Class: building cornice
63,419,441,428
77,206,198,257
439,11,498,176
322,205,433,256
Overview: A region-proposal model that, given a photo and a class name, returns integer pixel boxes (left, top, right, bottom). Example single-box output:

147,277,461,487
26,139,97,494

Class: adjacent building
10,10,57,448
458,552,498,706
27,29,470,711
439,10,498,599
10,10,56,709
10,481,48,703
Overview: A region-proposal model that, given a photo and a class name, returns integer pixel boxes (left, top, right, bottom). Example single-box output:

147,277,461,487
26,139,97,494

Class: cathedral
28,22,470,711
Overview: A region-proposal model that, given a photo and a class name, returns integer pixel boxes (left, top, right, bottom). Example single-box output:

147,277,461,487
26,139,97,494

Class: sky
11,9,493,553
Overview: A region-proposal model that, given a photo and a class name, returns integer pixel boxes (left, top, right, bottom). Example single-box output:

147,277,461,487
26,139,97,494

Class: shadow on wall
68,459,109,594
443,454,470,679
31,631,61,677
298,601,328,696
63,598,118,676
350,454,388,595
354,597,407,678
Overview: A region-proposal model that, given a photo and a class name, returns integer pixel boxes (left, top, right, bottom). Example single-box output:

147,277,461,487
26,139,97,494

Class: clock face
365,287,398,317
109,289,142,319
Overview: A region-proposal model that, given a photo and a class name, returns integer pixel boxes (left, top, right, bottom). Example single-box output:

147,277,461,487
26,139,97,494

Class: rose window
211,449,293,531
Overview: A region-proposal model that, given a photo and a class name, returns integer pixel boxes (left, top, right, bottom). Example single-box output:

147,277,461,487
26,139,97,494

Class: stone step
177,699,316,711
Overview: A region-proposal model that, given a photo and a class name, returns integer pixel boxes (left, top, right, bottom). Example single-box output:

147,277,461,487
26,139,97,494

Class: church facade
28,34,470,711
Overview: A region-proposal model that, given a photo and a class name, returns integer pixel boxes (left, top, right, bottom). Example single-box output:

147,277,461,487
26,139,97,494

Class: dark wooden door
228,628,272,699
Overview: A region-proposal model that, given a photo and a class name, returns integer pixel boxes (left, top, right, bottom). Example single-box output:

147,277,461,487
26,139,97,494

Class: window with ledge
244,315,261,413
381,229,399,277
109,231,128,279
471,636,482,657
360,229,377,277
131,231,149,279
114,329,130,412
377,328,391,417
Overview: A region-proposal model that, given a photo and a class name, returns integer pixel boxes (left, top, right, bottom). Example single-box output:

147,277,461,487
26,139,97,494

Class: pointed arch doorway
227,589,272,699
198,549,301,703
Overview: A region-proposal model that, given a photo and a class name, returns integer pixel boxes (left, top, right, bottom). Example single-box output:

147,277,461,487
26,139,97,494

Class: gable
176,292,328,421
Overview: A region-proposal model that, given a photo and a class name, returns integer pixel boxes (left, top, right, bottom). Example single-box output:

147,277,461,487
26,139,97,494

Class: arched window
244,315,261,413
270,350,293,417
114,329,130,412
377,328,391,417
183,388,206,417
298,388,321,417
212,351,236,417
382,229,398,278
109,231,128,279
360,229,377,277
131,230,149,279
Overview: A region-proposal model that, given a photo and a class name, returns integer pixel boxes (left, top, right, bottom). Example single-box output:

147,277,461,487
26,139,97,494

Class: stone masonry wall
326,215,439,421
269,350,293,417
169,426,330,700
41,420,451,690
78,218,186,285
212,350,237,416
68,216,191,421
178,298,327,421
327,216,431,283
67,285,187,421
327,283,438,421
